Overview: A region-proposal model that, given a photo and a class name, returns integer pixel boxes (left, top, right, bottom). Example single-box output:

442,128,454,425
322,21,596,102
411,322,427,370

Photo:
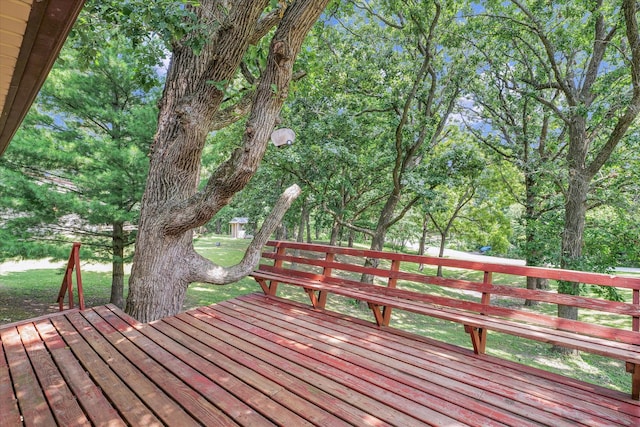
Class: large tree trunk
348,229,355,248
559,116,590,321
436,232,447,278
125,0,328,322
361,192,400,284
329,220,341,246
554,119,590,354
418,214,428,256
297,201,307,243
305,207,312,243
110,221,125,308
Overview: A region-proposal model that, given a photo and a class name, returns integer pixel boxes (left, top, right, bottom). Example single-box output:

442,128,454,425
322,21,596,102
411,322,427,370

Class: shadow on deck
1,293,639,426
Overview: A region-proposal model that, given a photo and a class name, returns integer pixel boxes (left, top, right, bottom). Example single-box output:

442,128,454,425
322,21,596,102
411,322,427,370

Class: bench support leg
626,362,639,400
255,278,278,296
304,289,328,309
465,325,487,355
368,303,385,327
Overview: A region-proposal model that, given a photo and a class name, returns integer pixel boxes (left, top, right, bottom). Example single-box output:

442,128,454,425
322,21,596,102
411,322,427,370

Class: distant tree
269,1,473,271
475,0,640,322
419,138,512,276
0,37,159,307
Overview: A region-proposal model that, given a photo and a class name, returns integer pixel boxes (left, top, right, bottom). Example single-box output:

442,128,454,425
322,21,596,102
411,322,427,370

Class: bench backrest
259,240,640,344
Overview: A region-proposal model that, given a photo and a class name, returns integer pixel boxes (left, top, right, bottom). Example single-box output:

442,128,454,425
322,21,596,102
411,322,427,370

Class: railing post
74,243,84,310
57,242,84,311
382,259,401,326
477,270,492,353
481,270,492,307
633,289,639,333
316,252,334,309
268,244,287,296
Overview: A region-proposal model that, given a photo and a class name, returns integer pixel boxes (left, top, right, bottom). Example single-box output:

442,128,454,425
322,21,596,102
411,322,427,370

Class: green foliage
418,134,515,254
73,0,203,67
216,0,639,264
0,33,160,266
2,0,638,297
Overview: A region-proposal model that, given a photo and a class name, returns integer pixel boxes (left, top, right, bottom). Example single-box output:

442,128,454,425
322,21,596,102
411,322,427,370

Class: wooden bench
251,240,640,400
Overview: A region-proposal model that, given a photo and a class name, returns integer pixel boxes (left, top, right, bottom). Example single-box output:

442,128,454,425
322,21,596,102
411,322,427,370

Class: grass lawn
0,235,259,324
0,235,635,394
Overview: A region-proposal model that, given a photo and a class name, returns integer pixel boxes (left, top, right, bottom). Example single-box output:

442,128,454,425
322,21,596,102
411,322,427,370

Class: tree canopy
1,0,638,322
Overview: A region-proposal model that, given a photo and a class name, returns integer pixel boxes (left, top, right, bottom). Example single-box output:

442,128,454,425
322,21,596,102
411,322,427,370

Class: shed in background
229,217,248,238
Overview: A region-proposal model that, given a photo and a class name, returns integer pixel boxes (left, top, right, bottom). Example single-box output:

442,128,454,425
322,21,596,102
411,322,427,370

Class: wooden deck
1,293,639,426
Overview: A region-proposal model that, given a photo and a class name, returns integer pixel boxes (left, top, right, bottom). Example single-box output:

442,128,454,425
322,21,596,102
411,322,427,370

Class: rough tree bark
110,221,125,308
126,0,329,322
507,0,640,323
557,0,640,321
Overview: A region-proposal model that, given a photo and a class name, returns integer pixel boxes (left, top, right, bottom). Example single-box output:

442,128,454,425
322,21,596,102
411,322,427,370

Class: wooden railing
57,242,84,311
253,240,640,399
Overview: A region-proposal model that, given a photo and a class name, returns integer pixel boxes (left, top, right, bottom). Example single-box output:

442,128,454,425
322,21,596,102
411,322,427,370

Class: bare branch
386,196,421,229
188,184,301,284
581,1,617,103
352,0,404,29
587,0,640,176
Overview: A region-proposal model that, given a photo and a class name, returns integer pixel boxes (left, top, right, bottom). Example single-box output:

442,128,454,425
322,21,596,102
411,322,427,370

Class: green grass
0,269,114,323
0,235,259,324
0,235,635,394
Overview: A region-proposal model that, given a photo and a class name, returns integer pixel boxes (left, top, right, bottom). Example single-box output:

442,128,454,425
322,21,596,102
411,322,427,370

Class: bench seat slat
257,265,640,346
251,270,640,364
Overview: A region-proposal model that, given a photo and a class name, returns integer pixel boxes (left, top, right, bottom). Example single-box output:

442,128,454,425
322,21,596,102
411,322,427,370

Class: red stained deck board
0,336,21,427
186,305,472,426
231,294,636,427
78,308,231,427
208,299,562,427
220,298,569,426
16,322,89,426
151,312,390,426
64,310,199,426
167,309,430,426
253,293,640,419
92,305,273,427
2,294,639,426
33,320,126,427
249,294,640,421
0,326,57,426
155,317,339,427
49,314,163,426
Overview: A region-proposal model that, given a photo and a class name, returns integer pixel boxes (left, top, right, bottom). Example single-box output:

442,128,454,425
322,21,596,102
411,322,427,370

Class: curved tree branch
187,184,301,284
587,0,640,177
511,0,576,104
163,0,330,236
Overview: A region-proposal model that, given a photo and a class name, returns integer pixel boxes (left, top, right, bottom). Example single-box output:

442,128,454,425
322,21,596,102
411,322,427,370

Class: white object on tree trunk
271,128,295,147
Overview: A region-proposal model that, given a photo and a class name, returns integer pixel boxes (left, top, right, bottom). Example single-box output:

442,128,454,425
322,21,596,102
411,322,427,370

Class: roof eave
0,0,86,156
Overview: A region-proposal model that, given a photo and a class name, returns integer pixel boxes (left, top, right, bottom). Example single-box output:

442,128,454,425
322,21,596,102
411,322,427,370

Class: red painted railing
57,242,84,311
